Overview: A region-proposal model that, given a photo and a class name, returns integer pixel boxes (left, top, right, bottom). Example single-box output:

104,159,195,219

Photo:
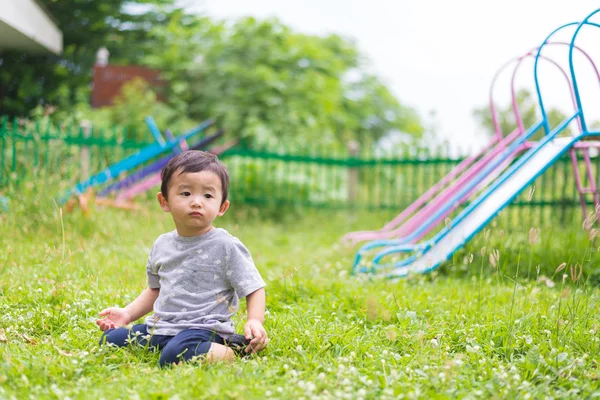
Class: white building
0,0,62,54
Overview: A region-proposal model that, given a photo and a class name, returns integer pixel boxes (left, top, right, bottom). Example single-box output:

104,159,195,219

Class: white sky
184,0,600,153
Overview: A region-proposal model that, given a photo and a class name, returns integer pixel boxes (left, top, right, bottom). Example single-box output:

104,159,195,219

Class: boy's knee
159,341,213,367
159,345,186,366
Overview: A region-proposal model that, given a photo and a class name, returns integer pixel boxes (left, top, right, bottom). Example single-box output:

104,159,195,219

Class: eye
181,191,191,196
204,193,213,199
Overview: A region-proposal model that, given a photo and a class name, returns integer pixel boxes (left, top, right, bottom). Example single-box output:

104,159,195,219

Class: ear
157,192,171,212
217,200,230,216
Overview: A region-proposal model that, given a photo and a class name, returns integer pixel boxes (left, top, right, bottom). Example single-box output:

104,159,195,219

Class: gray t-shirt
145,228,266,338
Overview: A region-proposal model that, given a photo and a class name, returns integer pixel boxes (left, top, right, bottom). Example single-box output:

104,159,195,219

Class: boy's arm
124,287,160,321
96,287,160,331
243,288,268,353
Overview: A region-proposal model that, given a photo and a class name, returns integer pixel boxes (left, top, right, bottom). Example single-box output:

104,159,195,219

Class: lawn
0,185,599,399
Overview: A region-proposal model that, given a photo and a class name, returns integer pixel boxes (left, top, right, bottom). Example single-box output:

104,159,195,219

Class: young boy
96,150,268,366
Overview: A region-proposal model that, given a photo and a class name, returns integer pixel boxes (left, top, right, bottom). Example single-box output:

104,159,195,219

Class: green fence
0,116,597,227
0,116,149,192
219,145,594,228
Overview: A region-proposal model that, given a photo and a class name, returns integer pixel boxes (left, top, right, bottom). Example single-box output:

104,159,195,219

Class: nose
190,195,203,208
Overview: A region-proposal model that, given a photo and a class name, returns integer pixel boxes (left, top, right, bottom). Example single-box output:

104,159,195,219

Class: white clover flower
466,344,480,353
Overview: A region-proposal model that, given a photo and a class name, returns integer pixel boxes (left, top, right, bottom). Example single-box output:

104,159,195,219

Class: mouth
189,212,203,217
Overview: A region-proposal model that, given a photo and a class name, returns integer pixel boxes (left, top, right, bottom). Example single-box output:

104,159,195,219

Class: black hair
160,150,230,205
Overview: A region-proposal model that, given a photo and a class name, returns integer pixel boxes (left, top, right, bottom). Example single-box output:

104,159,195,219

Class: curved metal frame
534,19,600,135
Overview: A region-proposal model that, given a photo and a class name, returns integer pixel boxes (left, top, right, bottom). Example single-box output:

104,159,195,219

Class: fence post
80,120,92,182
348,140,360,205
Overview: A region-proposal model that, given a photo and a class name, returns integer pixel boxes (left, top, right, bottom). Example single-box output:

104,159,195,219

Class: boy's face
157,169,230,237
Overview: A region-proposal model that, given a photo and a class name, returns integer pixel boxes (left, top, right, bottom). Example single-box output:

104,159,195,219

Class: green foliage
14,78,199,143
65,78,199,142
143,16,424,146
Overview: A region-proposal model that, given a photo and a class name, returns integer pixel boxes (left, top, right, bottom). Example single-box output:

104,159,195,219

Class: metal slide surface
392,137,574,276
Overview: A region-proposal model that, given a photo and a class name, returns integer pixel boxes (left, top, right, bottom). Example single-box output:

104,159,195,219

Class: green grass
1,187,600,399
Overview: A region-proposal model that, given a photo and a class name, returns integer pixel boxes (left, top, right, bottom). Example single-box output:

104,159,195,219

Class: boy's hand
96,307,132,331
243,319,269,353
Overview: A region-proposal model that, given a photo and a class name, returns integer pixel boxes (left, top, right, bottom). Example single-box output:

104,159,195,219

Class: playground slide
351,8,600,278
350,118,545,272
60,119,214,204
342,141,491,243
344,127,528,246
374,136,576,278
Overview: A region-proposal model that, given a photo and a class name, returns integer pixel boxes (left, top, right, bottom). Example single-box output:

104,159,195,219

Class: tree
143,16,423,146
0,0,177,116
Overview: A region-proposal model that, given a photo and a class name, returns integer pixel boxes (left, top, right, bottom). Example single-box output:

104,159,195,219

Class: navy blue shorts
100,324,225,367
